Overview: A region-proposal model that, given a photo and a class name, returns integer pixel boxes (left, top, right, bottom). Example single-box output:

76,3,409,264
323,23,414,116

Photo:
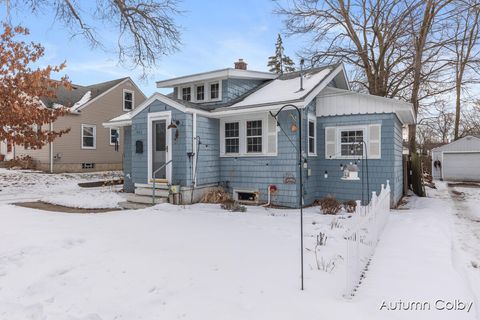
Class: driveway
446,182,480,314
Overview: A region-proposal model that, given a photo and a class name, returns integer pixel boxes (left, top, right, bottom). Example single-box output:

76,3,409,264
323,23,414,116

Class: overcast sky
0,1,309,96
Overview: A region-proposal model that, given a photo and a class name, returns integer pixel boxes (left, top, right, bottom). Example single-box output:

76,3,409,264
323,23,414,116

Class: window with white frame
210,82,220,100
308,118,316,155
246,120,262,153
340,129,364,156
196,85,205,101
123,90,134,111
182,87,191,101
110,128,119,145
224,122,239,154
82,124,96,149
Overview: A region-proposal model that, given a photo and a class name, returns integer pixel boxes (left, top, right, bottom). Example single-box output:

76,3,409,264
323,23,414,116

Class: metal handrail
152,160,172,204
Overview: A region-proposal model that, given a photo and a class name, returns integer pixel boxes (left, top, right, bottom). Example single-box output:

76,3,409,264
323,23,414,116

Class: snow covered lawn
0,169,478,319
0,168,125,208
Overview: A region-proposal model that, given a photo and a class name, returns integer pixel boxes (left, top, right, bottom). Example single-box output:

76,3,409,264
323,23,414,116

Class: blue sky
0,1,308,96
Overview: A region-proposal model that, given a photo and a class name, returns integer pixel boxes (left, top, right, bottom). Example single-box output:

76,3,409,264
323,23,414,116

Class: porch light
167,119,180,129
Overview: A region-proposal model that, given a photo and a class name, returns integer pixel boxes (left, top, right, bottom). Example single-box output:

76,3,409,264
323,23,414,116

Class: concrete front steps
120,183,170,209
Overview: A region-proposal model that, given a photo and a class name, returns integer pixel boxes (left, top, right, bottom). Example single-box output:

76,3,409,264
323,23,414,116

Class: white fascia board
303,64,345,107
156,68,276,88
102,120,132,128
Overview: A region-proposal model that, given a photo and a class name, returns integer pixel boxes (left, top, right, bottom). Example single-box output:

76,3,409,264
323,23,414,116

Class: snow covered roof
41,77,132,113
228,68,331,108
431,136,480,152
103,112,133,128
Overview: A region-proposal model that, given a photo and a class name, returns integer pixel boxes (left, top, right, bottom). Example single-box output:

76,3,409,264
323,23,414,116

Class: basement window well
234,190,258,203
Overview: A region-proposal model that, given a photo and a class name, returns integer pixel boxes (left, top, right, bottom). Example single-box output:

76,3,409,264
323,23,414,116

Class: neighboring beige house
14,77,146,172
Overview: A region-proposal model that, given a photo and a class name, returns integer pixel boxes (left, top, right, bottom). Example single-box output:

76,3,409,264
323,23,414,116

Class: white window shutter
219,121,225,155
368,124,381,159
325,127,337,159
267,114,278,154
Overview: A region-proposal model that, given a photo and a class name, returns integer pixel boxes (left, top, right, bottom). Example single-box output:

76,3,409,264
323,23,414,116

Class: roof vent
234,59,247,70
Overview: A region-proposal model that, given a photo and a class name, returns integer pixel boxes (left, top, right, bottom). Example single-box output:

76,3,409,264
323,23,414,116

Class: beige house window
82,124,96,149
123,89,134,111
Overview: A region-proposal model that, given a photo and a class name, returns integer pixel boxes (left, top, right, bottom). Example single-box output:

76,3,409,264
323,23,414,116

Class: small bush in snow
221,199,247,212
5,155,35,170
201,187,231,203
330,218,343,230
317,196,342,215
316,255,343,273
343,200,357,213
316,232,327,246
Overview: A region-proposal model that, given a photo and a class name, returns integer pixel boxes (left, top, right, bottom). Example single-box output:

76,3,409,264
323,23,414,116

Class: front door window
153,120,167,180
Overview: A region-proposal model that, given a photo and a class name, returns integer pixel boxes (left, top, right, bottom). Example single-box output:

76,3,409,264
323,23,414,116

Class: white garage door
443,152,480,181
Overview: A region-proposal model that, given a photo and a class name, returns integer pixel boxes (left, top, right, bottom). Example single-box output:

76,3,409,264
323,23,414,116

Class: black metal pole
271,104,304,290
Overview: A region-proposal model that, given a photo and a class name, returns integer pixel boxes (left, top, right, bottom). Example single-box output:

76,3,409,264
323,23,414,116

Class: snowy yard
0,169,479,319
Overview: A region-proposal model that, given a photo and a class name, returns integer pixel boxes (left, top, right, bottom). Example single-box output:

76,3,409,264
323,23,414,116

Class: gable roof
432,135,480,152
41,77,146,113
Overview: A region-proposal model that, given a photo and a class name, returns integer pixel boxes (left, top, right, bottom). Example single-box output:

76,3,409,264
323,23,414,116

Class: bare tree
449,0,480,140
275,0,454,152
2,0,182,75
417,100,454,143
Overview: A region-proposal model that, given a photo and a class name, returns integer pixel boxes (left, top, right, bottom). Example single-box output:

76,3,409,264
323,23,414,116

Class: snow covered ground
0,169,478,319
0,168,125,208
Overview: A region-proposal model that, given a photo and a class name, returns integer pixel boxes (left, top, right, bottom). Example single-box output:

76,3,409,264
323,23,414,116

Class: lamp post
270,104,304,291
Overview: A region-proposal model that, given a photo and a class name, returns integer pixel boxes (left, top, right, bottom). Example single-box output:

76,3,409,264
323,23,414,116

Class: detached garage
432,136,480,181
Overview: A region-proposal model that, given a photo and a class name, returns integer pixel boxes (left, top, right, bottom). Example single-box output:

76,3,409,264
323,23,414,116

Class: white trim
49,122,53,173
147,111,172,184
307,114,317,156
109,128,119,145
194,84,205,102
156,68,276,88
81,124,96,149
303,64,346,108
76,78,146,112
208,80,222,102
123,89,135,111
219,113,277,157
336,125,367,159
192,113,197,185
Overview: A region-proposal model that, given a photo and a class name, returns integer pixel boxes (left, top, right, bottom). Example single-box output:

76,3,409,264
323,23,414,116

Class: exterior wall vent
234,189,258,203
82,163,96,169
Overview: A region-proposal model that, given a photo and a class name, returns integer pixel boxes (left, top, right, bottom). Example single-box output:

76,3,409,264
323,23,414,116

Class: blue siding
124,97,404,207
305,113,403,206
219,111,299,207
195,116,220,185
130,100,194,186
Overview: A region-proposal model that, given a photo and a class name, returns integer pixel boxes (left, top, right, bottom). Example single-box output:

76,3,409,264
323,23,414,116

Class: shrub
343,200,357,213
317,196,342,215
5,155,35,170
200,187,231,203
220,199,247,212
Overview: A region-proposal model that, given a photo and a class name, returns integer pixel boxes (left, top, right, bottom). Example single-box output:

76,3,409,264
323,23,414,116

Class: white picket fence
343,180,391,298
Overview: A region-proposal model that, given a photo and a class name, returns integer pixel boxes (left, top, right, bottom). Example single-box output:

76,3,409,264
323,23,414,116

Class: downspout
49,121,53,173
192,113,197,185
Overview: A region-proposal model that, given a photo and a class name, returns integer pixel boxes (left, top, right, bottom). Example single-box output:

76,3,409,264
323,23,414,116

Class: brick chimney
234,59,247,70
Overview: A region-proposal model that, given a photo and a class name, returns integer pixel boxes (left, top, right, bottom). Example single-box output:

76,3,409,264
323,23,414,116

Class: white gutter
49,122,53,173
192,113,197,185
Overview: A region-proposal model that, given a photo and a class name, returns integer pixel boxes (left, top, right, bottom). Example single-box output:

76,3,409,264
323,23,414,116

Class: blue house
104,60,414,208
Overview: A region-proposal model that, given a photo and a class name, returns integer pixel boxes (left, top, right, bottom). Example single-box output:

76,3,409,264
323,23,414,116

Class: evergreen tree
267,34,296,74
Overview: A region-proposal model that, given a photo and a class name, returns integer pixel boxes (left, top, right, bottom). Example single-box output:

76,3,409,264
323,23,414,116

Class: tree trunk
454,81,461,140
